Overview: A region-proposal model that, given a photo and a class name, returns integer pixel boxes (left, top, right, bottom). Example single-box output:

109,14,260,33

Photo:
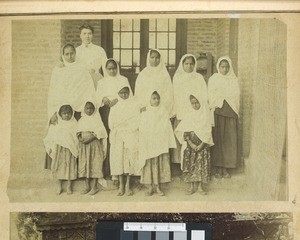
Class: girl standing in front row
77,100,108,195
208,56,240,179
44,104,78,195
109,86,140,196
175,95,214,195
139,91,176,196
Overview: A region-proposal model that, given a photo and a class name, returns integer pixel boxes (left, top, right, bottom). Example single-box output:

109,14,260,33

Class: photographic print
6,16,288,202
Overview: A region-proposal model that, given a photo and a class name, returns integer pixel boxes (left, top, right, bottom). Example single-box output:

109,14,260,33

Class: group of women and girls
44,23,240,197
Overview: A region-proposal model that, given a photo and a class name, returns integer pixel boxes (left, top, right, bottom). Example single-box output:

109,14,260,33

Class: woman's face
219,60,230,75
80,28,93,45
84,102,95,116
150,93,160,107
118,89,130,100
61,110,72,121
63,47,76,63
106,62,118,77
190,98,201,110
149,52,160,67
183,57,195,73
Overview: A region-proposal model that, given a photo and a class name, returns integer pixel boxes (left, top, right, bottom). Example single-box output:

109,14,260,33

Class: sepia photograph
7,16,287,202
10,212,293,240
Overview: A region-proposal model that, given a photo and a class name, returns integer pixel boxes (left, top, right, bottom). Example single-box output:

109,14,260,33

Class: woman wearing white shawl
208,56,240,179
172,54,208,164
134,49,174,117
47,44,96,124
108,85,140,196
96,58,132,178
77,99,108,195
139,91,176,196
43,104,78,195
175,95,213,195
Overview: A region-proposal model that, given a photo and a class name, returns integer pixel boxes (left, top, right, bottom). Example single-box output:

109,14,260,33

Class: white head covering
173,54,208,120
175,95,214,169
77,99,108,140
96,58,132,106
47,44,96,121
138,90,176,170
134,49,174,117
208,56,240,115
44,104,79,159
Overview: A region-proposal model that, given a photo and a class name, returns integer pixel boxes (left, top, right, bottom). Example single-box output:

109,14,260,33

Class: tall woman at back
173,54,208,164
208,56,240,179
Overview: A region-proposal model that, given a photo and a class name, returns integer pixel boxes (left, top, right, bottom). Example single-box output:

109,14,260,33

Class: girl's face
106,62,118,77
118,89,130,100
150,94,160,107
61,110,72,121
80,28,93,45
63,47,76,63
190,98,201,110
84,102,95,116
183,57,195,73
219,60,230,75
149,52,160,67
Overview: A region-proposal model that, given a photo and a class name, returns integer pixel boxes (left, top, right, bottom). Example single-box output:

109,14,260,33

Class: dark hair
150,49,161,58
79,23,94,34
62,44,76,55
118,87,130,94
58,105,73,117
106,59,118,69
85,101,95,109
182,56,196,65
151,91,160,99
189,94,199,102
219,59,230,67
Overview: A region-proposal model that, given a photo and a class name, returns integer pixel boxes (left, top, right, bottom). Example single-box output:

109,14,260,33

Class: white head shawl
77,99,108,140
208,56,240,115
174,95,214,169
96,58,132,106
44,104,79,159
134,49,174,117
138,90,176,170
173,54,208,120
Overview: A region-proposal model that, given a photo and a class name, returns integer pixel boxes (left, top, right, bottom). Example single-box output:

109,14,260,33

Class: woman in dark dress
208,56,240,179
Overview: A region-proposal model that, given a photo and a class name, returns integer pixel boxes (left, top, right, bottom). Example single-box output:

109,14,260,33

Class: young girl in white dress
138,91,176,196
44,104,78,195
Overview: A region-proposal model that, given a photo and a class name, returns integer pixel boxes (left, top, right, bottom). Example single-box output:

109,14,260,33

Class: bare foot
145,187,153,196
117,188,125,196
156,189,165,196
81,188,91,195
88,188,99,195
126,188,133,196
56,188,62,195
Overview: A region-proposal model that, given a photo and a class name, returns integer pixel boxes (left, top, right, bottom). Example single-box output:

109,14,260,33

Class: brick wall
187,19,218,60
61,20,102,49
10,20,61,179
216,19,230,59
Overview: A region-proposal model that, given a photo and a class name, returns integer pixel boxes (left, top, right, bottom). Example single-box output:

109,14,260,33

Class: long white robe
47,61,95,121
134,49,174,117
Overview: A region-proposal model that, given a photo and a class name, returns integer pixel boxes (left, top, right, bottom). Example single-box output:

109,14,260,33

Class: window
113,19,141,74
148,19,176,73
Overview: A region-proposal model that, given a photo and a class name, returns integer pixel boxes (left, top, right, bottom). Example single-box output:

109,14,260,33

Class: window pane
121,32,132,48
113,19,120,31
157,32,168,49
160,50,168,65
121,50,132,66
113,32,120,48
133,19,140,31
133,32,140,48
169,50,176,66
113,49,120,62
191,231,205,240
149,19,156,31
169,19,176,31
156,232,169,240
157,19,168,31
121,19,133,31
174,231,187,240
149,32,156,49
133,50,140,67
169,32,176,49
